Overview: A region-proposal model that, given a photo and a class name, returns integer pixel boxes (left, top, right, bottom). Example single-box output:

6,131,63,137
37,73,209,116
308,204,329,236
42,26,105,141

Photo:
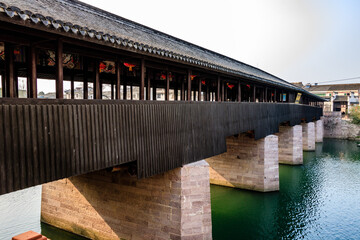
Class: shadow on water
211,139,360,240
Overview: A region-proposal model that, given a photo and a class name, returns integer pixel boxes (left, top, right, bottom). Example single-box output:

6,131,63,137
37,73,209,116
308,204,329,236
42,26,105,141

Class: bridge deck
0,99,322,195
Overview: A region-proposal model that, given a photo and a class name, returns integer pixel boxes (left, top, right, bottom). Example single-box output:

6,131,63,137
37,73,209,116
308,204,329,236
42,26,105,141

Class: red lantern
190,75,197,81
227,83,234,89
160,74,166,80
124,62,136,71
201,80,206,85
99,62,106,72
246,84,251,88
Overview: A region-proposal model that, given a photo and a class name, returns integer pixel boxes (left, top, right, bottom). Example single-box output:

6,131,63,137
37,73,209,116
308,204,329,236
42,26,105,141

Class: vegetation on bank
349,106,360,124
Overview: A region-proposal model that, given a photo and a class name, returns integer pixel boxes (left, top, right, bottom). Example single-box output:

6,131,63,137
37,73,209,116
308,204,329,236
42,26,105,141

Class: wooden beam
274,89,277,102
165,71,170,101
146,70,151,100
221,81,224,101
55,39,64,99
152,80,156,101
253,86,256,102
130,83,133,100
4,43,15,98
198,78,202,101
140,59,145,100
94,60,101,99
217,76,221,102
123,76,127,100
206,83,209,101
237,82,241,102
187,70,191,101
83,57,88,99
181,76,185,101
116,60,121,100
265,87,268,102
1,72,5,97
27,45,37,98
70,71,74,99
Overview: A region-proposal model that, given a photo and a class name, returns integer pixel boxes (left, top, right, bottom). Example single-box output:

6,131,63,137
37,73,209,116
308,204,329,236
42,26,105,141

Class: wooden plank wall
0,99,322,195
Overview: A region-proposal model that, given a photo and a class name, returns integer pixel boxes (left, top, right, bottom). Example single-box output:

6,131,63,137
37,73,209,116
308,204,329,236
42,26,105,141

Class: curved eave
0,2,324,102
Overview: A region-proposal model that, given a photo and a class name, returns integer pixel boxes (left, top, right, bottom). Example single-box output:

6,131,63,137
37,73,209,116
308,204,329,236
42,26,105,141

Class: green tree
349,106,360,124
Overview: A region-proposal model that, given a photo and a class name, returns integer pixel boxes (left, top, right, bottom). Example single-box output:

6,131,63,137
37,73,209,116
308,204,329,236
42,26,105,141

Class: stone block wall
276,125,303,165
315,118,324,143
206,133,279,192
302,122,315,151
41,160,212,240
323,112,360,139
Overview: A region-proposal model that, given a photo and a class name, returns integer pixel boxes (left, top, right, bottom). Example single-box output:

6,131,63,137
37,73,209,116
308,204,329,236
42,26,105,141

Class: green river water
1,139,360,239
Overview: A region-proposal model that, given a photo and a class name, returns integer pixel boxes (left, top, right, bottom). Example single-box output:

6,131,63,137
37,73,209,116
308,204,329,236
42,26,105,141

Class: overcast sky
81,0,360,85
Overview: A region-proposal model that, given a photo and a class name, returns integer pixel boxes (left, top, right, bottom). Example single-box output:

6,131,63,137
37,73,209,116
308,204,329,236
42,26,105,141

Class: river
1,139,359,239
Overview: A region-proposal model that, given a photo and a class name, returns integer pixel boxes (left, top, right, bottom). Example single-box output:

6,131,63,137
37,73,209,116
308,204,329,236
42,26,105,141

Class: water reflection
211,139,360,240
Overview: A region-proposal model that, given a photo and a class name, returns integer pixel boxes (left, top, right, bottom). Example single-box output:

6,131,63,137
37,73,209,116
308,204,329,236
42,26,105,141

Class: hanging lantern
160,74,166,80
124,62,136,71
271,93,274,96
227,83,235,89
99,62,106,73
246,84,251,88
201,80,206,85
190,75,197,81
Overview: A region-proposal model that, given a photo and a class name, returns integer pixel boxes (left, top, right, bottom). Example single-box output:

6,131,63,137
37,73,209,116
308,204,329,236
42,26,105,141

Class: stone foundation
41,160,212,240
302,122,315,151
276,125,303,165
206,133,279,192
315,118,324,143
323,112,360,139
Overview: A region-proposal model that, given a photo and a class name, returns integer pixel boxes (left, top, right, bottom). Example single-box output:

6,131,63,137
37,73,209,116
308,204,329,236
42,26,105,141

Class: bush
349,106,360,124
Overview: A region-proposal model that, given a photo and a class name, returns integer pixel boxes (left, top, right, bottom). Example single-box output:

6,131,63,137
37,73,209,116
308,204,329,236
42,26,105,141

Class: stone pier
315,118,324,143
302,122,315,151
206,133,279,192
41,160,212,240
276,125,303,165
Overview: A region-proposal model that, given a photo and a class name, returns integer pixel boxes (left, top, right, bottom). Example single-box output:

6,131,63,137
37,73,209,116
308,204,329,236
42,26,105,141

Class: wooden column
217,76,221,102
281,90,284,102
174,78,178,101
152,80,156,101
237,82,241,102
198,78,202,101
165,71,170,101
274,89,277,102
27,45,37,98
94,60,100,99
206,83,209,101
181,76,185,101
1,71,4,97
146,70,151,100
221,81,225,101
265,87,268,102
130,83,133,100
123,76,127,100
253,85,256,102
70,72,74,99
140,59,145,100
116,60,121,100
187,70,191,101
4,43,15,98
83,58,88,99
56,39,64,99
111,82,114,100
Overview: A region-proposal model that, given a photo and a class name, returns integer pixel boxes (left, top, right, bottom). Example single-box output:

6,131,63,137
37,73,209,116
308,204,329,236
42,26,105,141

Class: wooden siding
0,99,322,195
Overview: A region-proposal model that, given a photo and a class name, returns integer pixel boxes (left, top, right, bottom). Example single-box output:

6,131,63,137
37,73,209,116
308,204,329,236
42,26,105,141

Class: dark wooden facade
0,98,322,195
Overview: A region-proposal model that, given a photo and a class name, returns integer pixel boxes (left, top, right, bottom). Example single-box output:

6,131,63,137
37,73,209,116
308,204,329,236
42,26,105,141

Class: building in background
292,83,360,113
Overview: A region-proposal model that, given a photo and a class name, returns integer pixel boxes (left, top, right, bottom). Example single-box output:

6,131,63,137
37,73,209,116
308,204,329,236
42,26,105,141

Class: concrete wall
302,122,315,151
206,133,279,192
41,161,212,240
276,125,303,165
323,112,360,140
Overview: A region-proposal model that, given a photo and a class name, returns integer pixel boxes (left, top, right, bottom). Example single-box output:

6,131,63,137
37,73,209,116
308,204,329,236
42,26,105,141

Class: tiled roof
308,84,360,92
0,0,323,100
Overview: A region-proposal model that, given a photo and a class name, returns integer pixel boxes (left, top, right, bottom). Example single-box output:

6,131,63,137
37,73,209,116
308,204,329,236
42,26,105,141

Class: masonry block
206,133,279,192
302,122,316,151
315,118,324,143
276,125,303,165
41,160,212,240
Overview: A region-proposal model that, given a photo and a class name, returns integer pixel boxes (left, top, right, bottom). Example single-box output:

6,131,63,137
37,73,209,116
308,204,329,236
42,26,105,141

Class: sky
79,0,360,85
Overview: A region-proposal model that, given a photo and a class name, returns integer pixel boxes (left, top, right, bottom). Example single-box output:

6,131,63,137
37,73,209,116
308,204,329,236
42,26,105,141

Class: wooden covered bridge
0,1,324,239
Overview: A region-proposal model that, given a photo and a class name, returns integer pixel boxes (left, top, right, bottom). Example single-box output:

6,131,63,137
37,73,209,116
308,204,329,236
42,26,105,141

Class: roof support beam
83,57,89,99
165,71,170,101
55,39,63,99
94,60,101,99
116,60,121,100
217,76,221,102
146,70,151,100
237,82,241,102
253,86,256,102
198,78,202,101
